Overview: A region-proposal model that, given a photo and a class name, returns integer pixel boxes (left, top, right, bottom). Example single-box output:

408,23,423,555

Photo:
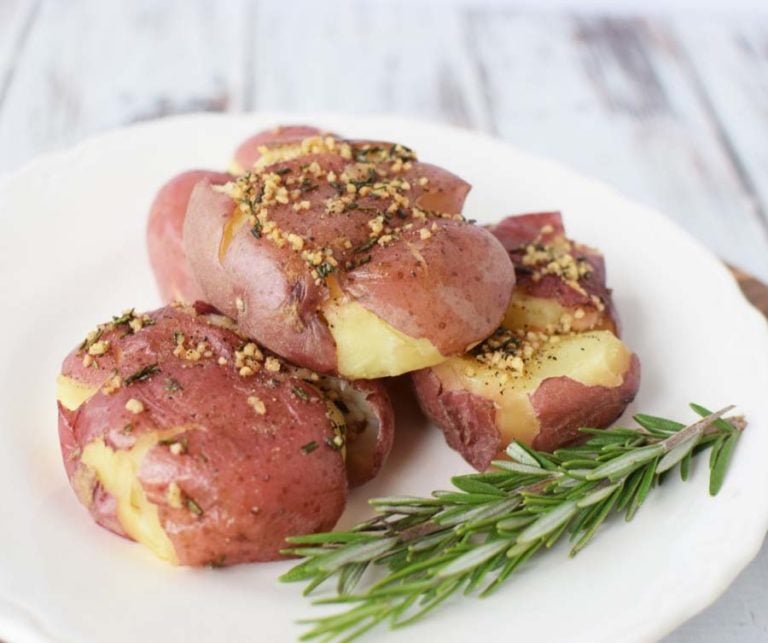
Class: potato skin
184,132,513,375
410,369,499,471
528,354,641,452
147,170,230,303
58,305,348,566
411,355,641,470
332,378,395,487
340,220,514,356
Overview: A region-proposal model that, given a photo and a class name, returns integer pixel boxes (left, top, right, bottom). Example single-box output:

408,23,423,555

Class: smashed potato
412,212,640,470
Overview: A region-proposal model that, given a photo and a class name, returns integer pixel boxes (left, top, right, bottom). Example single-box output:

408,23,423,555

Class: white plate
1,114,767,643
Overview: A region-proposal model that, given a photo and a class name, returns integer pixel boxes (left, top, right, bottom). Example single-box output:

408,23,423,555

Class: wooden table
1,1,767,640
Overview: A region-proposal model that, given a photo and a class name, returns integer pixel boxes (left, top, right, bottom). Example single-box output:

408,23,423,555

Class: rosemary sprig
281,404,746,641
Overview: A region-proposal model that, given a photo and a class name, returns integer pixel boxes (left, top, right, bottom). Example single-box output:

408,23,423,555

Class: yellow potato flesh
218,206,249,261
504,293,570,330
80,428,186,565
504,293,604,332
56,374,98,411
323,296,445,379
431,331,632,446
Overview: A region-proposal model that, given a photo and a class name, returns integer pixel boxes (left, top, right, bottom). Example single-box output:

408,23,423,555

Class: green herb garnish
186,498,203,516
301,441,319,455
316,262,336,279
124,363,160,386
281,404,745,641
292,386,310,401
164,377,183,392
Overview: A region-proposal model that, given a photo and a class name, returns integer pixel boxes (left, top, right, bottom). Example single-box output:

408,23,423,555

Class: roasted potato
56,304,394,566
147,170,231,303
183,130,515,378
412,212,640,470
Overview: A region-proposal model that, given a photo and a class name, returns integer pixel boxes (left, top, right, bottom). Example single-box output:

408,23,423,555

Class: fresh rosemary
281,404,746,641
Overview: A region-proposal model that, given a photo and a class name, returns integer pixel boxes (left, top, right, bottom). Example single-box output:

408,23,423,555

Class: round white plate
1,114,767,643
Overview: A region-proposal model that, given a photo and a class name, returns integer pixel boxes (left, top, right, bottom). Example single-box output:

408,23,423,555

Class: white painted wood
0,0,37,101
676,19,768,225
464,12,768,281
248,0,491,130
0,0,246,173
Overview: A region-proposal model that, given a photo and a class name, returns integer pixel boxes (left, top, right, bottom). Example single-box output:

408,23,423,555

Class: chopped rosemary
124,363,160,386
186,498,203,516
301,441,319,455
292,386,310,401
316,262,335,279
164,377,183,392
111,309,136,325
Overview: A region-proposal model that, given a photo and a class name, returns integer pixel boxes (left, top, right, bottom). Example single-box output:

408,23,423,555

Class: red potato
412,212,641,470
183,132,515,378
56,304,394,566
147,170,231,303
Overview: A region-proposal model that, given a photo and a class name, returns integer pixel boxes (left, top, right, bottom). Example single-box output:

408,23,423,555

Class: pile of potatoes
57,126,639,567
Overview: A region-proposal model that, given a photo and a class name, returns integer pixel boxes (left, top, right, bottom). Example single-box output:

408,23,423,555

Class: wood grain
0,0,38,107
0,0,246,174
464,12,768,281
247,0,490,129
677,18,768,225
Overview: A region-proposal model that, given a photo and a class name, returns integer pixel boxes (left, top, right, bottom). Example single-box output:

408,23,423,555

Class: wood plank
675,18,768,226
0,0,39,106
464,12,768,281
247,0,490,130
0,0,246,173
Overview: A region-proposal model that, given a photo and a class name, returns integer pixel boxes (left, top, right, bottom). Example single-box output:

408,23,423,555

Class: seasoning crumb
166,482,183,509
88,340,109,356
247,395,267,415
264,356,281,372
125,398,145,414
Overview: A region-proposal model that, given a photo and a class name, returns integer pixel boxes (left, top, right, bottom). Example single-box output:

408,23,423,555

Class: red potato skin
184,181,338,372
339,379,396,487
340,221,515,355
489,212,619,334
410,369,499,471
411,355,642,471
58,305,348,566
184,134,513,374
147,170,231,304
